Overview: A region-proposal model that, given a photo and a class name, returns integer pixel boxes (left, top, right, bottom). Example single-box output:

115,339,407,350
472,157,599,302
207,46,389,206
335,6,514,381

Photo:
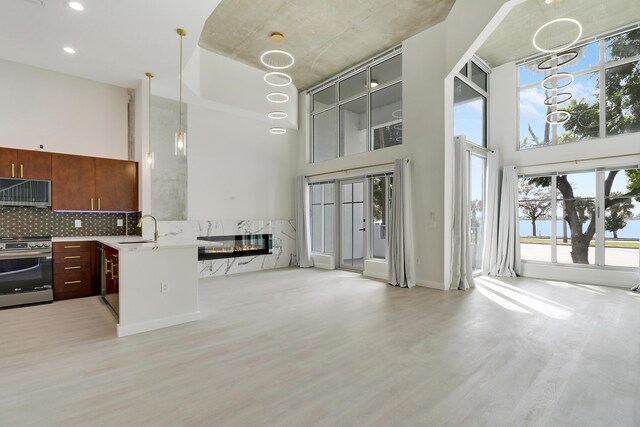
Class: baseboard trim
416,279,445,290
117,311,201,337
363,270,388,281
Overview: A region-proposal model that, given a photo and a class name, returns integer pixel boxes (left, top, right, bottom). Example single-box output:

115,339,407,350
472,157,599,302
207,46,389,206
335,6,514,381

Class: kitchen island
53,236,200,337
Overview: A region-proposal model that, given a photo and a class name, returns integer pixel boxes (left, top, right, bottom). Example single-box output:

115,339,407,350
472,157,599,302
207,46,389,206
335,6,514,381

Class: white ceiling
0,0,219,91
0,0,300,127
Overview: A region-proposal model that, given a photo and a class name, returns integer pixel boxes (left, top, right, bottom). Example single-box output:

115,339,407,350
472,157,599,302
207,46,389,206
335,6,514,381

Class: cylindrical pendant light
175,28,187,156
145,72,155,169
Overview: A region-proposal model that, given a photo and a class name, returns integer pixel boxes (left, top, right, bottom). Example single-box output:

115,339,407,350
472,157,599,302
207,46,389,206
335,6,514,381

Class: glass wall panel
370,54,402,87
455,78,486,147
519,177,553,262
557,71,600,143
339,71,366,101
606,60,640,136
371,82,402,150
313,85,335,112
309,182,335,254
313,109,338,162
470,155,486,270
604,168,639,268
605,28,640,62
470,62,487,91
340,96,367,156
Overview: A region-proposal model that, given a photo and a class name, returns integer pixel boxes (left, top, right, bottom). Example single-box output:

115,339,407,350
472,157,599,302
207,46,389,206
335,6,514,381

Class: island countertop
52,236,208,251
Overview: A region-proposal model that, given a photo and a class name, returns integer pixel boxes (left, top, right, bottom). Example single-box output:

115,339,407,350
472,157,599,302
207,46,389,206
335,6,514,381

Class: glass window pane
339,71,366,101
605,60,640,136
324,183,334,204
353,182,364,202
353,201,364,268
605,28,640,63
372,176,387,259
518,177,553,262
371,82,402,150
560,42,599,74
313,108,338,162
342,183,352,203
311,184,322,204
311,205,322,252
459,64,468,77
370,54,402,88
558,71,600,143
519,85,551,149
470,155,485,270
340,96,367,156
454,77,486,147
470,62,487,91
519,62,546,87
324,204,334,254
342,203,353,263
604,168,639,268
313,85,335,112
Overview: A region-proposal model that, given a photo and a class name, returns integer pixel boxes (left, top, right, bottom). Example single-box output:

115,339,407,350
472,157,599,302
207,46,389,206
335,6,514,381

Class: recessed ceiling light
67,1,84,11
63,47,76,54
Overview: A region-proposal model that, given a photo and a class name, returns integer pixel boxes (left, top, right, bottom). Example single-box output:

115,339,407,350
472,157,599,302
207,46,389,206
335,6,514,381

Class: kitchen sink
117,240,155,244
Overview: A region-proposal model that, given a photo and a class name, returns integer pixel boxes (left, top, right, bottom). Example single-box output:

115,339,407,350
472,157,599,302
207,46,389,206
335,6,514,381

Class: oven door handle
0,251,53,260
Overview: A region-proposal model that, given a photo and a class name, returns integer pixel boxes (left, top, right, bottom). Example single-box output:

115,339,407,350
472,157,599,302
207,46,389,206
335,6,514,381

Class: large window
371,174,393,259
518,167,639,268
310,50,402,163
310,182,335,254
518,26,640,150
455,59,488,147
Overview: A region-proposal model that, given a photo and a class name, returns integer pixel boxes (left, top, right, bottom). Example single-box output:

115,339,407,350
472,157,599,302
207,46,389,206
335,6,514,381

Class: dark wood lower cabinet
53,241,99,301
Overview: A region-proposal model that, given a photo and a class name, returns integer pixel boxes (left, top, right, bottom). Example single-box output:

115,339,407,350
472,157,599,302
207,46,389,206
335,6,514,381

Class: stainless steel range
0,236,53,308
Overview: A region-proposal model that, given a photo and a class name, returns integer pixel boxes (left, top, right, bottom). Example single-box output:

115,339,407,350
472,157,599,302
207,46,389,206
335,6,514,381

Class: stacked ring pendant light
262,33,293,134
532,17,583,125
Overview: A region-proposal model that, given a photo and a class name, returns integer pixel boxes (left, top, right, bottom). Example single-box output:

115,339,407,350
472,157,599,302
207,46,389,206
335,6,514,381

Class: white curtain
388,159,416,288
482,150,501,275
494,166,521,276
295,176,313,268
450,137,474,290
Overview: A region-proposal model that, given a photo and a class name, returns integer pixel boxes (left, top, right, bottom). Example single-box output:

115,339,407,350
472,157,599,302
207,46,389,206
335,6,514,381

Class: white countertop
52,235,205,251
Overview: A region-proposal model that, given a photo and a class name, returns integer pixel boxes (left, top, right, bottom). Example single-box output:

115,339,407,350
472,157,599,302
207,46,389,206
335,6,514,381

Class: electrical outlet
74,219,82,228
161,282,169,293
117,219,124,227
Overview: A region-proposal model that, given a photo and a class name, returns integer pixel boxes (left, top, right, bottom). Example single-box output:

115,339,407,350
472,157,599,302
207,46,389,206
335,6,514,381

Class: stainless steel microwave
0,178,52,208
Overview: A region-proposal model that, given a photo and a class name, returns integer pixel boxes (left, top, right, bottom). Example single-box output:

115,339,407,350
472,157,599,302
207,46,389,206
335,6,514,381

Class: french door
340,179,367,271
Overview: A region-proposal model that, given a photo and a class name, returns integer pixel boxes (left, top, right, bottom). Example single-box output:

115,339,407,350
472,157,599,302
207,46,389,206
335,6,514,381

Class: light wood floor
1,269,639,426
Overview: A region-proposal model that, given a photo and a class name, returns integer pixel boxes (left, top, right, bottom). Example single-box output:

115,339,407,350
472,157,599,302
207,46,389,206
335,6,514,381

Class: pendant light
175,28,187,156
262,32,293,135
145,72,155,168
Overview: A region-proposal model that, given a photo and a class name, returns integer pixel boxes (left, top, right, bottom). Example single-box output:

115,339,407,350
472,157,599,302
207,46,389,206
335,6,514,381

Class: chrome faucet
137,214,159,241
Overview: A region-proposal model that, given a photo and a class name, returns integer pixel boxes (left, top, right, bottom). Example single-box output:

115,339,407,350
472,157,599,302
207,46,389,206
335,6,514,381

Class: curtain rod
517,153,640,170
305,160,407,179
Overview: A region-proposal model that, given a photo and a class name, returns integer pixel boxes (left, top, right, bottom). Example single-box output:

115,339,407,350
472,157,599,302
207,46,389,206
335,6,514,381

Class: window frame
455,58,490,148
518,166,640,271
517,24,640,151
309,48,403,163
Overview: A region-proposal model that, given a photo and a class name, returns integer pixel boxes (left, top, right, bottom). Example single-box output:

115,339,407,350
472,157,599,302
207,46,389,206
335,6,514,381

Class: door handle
11,163,15,177
359,228,366,231
20,164,24,178
98,198,101,210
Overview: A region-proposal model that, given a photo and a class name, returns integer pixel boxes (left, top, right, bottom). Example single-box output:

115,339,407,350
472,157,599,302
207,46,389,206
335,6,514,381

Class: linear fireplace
197,234,272,261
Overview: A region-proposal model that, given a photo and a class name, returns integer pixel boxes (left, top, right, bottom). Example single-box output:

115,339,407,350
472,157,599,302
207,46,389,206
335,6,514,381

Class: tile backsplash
0,207,141,237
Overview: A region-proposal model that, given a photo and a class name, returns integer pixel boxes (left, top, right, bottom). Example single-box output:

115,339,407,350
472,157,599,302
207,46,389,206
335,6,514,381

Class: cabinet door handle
64,266,81,270
98,198,101,210
64,245,81,249
64,255,81,259
20,164,23,178
91,198,94,210
11,163,15,178
64,280,82,285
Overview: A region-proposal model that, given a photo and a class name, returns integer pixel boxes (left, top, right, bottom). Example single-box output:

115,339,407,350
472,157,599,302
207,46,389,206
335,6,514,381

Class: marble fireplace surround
157,220,296,278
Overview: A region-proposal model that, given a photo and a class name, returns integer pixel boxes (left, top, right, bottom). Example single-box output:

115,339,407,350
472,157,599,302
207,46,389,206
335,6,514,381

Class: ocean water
519,219,640,239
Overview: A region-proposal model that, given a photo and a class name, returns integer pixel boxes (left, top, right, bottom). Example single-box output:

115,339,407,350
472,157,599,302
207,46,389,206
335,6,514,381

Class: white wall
187,103,298,221
0,58,129,159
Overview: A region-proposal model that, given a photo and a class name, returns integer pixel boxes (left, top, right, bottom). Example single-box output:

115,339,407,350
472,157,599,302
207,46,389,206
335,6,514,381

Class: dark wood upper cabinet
95,158,138,212
17,150,52,180
0,147,18,178
51,153,96,211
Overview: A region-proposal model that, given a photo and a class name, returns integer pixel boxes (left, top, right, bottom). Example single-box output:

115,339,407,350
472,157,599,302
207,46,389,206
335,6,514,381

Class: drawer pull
64,245,81,249
64,280,82,285
64,266,81,270
64,255,81,259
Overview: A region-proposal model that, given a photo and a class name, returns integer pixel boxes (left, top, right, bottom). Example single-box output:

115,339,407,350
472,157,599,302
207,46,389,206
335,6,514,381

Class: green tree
604,192,635,239
518,181,551,237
